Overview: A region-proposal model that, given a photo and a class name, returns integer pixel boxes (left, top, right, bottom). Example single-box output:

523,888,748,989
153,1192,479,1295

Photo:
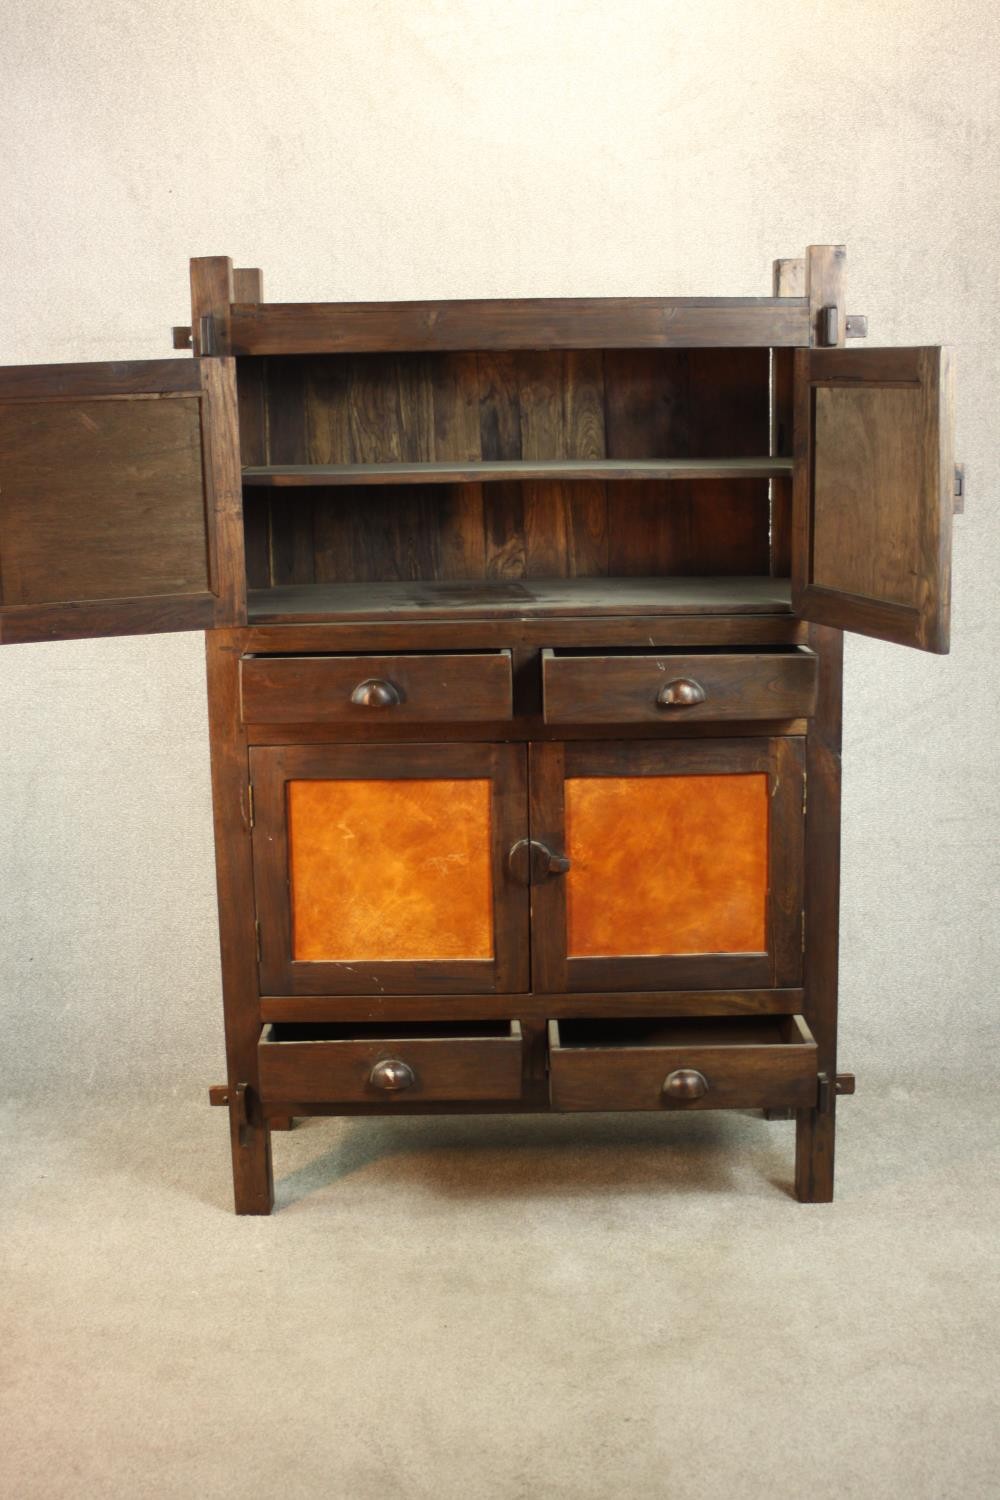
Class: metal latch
954,463,966,515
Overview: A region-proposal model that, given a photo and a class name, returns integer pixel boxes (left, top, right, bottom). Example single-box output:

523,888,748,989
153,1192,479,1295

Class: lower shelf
247,575,794,623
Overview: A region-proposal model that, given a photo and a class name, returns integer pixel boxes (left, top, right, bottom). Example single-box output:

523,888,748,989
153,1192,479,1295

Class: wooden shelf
243,458,793,488
247,576,794,623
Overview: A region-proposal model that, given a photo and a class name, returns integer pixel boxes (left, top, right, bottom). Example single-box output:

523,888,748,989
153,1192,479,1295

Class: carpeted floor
2,1081,998,1499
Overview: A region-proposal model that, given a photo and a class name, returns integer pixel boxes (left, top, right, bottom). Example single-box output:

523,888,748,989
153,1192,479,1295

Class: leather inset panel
564,773,768,957
288,778,494,961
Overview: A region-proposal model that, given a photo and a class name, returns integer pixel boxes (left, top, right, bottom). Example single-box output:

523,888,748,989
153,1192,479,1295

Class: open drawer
541,646,817,724
547,1016,817,1111
258,1020,524,1104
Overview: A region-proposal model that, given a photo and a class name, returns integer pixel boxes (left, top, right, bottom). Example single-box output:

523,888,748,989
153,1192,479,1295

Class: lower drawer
548,1016,816,1111
258,1021,523,1103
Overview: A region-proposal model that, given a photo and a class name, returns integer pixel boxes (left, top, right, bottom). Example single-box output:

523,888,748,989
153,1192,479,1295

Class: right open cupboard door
792,346,955,653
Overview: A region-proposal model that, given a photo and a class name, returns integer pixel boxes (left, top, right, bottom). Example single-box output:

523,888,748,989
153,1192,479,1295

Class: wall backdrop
1,0,997,1096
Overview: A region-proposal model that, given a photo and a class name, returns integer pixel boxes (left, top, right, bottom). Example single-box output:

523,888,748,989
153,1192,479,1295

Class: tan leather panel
564,773,768,957
288,779,494,960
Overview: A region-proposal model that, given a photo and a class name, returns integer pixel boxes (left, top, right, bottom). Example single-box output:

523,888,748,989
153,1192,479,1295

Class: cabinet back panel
240,349,772,588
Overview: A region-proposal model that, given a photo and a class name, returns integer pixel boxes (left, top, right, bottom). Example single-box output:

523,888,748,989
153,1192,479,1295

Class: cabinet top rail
229,296,810,355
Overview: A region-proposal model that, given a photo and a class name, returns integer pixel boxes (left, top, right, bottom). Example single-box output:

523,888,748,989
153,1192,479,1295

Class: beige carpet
2,1082,998,1499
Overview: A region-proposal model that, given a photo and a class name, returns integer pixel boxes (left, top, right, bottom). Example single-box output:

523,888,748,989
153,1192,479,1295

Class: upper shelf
242,458,794,488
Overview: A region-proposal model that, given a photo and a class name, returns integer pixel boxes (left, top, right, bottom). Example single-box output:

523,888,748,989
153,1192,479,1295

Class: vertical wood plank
806,244,847,349
795,623,843,1203
266,359,314,585
769,258,799,578
200,358,247,627
190,257,234,356
233,267,264,304
205,629,273,1214
431,352,485,574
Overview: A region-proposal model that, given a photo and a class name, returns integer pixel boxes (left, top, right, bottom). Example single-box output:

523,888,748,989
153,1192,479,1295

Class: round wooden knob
656,678,706,708
662,1068,709,1101
350,678,401,708
369,1058,416,1092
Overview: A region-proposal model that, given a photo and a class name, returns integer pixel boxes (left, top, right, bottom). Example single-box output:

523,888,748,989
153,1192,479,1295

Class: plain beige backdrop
1,4,998,1498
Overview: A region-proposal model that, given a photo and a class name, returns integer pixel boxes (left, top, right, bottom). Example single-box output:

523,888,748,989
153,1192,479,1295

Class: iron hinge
802,771,808,819
247,783,255,830
801,911,807,955
954,463,965,514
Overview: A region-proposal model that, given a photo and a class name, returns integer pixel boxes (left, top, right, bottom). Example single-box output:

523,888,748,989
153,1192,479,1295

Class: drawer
547,1016,817,1111
258,1020,523,1103
541,647,817,723
241,650,513,724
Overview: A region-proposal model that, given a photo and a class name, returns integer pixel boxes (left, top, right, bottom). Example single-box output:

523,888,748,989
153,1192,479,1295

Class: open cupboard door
792,346,954,652
0,358,244,644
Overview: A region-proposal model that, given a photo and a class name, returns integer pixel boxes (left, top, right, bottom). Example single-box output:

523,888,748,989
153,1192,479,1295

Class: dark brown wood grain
541,647,817,724
258,1020,523,1103
240,650,513,724
0,358,245,643
795,624,843,1203
792,346,954,652
191,256,234,356
205,629,273,1215
259,988,805,1023
230,297,810,355
548,1015,817,1111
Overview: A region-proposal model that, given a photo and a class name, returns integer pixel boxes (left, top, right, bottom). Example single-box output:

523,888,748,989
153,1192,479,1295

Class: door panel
0,358,244,643
792,346,954,652
251,743,529,995
530,739,804,993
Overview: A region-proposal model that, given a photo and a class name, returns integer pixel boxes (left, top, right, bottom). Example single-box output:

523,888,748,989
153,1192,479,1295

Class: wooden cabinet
0,244,959,1213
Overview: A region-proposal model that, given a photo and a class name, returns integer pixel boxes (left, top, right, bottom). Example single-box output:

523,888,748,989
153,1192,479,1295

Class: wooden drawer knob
656,678,706,708
662,1068,709,1101
350,678,401,708
369,1058,416,1092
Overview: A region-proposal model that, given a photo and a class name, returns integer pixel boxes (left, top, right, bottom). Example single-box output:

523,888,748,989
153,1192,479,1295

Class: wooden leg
231,1122,274,1215
795,1106,835,1203
269,1115,295,1131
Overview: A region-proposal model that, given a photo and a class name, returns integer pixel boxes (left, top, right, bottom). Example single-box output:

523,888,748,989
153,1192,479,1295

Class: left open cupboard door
0,358,244,644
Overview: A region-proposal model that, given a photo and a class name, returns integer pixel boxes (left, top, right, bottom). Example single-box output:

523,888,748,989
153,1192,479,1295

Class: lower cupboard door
250,743,529,995
529,739,805,992
548,1016,818,1111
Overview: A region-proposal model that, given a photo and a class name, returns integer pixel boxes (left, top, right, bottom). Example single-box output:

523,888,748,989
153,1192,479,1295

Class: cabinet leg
794,1107,835,1202
269,1115,295,1131
231,1120,274,1216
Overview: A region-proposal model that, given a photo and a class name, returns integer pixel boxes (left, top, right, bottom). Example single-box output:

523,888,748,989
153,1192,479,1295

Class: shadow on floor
270,1109,798,1210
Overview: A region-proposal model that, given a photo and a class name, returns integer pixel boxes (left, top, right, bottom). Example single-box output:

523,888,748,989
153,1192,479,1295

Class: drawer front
548,1016,817,1111
258,1021,523,1103
241,651,513,724
541,649,817,724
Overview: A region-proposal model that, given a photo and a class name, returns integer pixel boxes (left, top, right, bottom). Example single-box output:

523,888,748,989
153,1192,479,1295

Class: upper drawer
241,650,513,724
541,647,817,724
